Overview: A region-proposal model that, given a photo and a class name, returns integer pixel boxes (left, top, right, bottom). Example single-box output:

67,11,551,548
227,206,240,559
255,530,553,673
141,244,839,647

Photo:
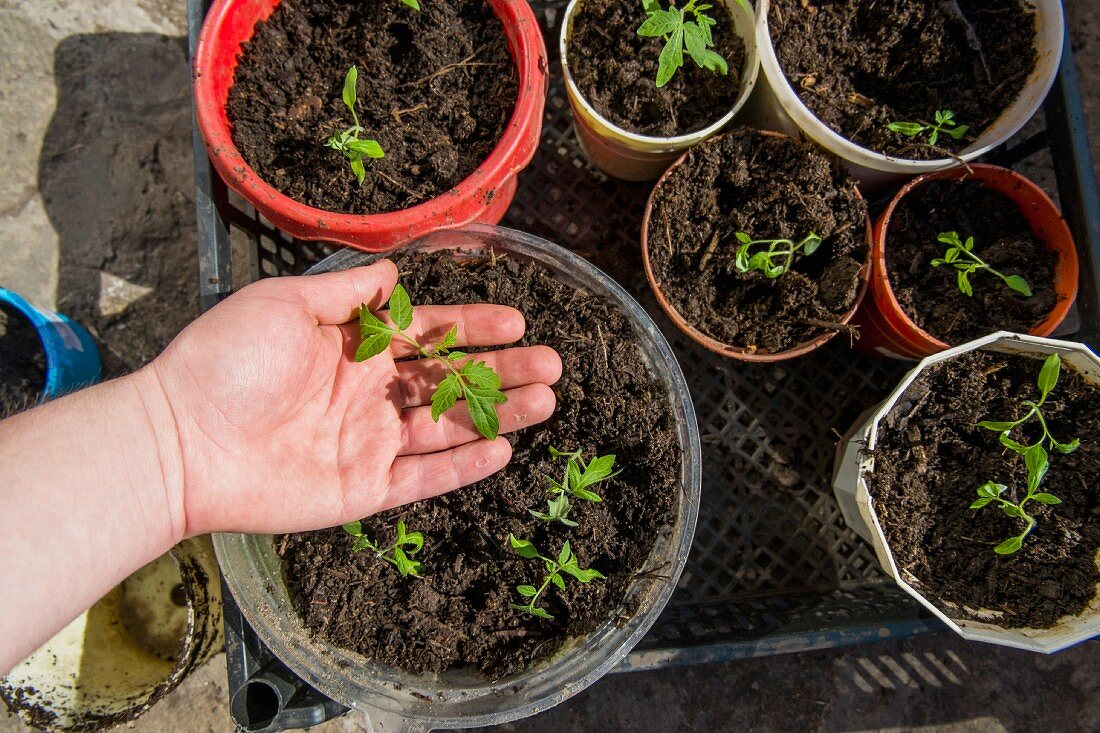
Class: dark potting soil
768,0,1038,159
279,252,681,678
0,303,44,415
647,129,868,354
868,351,1100,628
885,179,1058,344
566,0,745,137
227,0,518,214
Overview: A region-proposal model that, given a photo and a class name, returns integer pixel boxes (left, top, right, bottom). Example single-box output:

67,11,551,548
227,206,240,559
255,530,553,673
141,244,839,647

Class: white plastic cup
560,0,760,182
833,332,1100,654
749,0,1065,189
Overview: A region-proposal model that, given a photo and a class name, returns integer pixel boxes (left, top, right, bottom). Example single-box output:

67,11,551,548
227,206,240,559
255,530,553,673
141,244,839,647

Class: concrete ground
1,0,1098,731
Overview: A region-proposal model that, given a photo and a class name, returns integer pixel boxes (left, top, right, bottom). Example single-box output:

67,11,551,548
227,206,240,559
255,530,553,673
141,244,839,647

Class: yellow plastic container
559,0,759,182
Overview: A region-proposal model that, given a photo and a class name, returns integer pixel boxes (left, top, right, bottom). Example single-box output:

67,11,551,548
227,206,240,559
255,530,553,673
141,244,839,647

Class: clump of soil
567,0,745,137
0,303,45,414
885,179,1058,344
869,350,1100,628
227,0,518,214
647,129,868,354
280,251,682,679
768,0,1038,159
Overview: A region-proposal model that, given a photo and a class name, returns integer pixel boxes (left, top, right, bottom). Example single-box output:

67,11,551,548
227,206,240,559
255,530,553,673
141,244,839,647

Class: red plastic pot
641,130,873,362
854,164,1080,360
193,0,547,251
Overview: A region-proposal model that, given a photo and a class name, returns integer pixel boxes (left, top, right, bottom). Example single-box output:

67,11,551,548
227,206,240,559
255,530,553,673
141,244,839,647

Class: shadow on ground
39,32,197,377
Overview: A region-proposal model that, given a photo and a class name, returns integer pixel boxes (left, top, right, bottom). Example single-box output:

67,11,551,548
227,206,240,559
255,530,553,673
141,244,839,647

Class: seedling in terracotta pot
970,444,1060,555
636,0,730,87
977,353,1080,455
508,535,605,619
342,520,424,577
887,110,969,147
733,231,822,279
325,66,385,187
932,231,1032,298
356,282,507,440
529,447,619,526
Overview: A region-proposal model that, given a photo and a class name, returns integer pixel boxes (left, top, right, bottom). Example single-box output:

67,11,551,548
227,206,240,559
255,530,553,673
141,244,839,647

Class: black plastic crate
188,1,1100,729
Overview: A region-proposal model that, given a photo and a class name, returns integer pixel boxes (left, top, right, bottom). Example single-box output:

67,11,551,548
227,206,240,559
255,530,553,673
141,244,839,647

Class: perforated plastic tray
188,0,1100,729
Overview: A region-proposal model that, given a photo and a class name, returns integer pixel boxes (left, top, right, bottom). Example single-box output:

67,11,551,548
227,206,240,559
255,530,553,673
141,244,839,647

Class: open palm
151,260,560,536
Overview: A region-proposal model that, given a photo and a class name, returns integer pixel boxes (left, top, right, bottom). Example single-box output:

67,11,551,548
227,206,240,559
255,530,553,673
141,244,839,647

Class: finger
396,346,562,407
268,260,399,325
399,383,556,456
386,304,525,357
384,437,513,509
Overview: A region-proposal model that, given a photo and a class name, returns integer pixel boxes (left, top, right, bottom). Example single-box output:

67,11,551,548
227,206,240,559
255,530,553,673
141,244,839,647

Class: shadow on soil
39,32,197,377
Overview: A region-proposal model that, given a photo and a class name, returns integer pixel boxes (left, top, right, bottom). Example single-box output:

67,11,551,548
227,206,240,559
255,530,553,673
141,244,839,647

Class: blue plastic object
0,288,101,401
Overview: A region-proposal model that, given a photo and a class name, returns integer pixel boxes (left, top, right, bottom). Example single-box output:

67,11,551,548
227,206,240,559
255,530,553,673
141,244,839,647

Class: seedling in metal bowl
342,519,424,576
529,447,620,526
508,535,605,619
970,444,1060,555
977,353,1079,455
887,110,969,147
733,231,822,278
636,0,731,88
325,66,385,186
356,281,507,440
931,231,1032,298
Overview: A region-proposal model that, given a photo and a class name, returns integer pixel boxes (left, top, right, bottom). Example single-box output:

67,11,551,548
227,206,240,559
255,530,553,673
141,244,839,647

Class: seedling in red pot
530,447,620,526
636,0,730,88
887,110,969,146
342,519,424,576
508,535,605,619
970,444,1060,555
733,231,822,278
977,353,1079,455
356,281,507,440
325,66,385,186
932,231,1032,298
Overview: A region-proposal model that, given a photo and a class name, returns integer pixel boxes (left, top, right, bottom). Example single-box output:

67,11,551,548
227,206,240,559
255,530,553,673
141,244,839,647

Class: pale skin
0,260,562,673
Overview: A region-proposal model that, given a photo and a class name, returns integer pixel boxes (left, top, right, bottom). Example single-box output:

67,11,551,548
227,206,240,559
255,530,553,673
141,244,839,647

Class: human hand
141,260,561,537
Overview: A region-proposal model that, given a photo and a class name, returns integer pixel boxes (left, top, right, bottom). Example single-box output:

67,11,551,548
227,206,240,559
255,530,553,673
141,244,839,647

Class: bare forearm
0,367,184,672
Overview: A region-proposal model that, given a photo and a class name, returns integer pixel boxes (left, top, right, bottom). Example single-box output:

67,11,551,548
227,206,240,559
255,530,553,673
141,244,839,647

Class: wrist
126,363,188,544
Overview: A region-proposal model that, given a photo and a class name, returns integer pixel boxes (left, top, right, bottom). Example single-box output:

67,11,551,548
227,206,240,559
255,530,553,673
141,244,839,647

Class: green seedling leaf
734,232,823,278
356,332,392,361
887,121,924,136
342,66,358,112
517,585,538,597
348,155,366,186
347,139,385,158
388,284,414,330
464,383,507,440
969,497,993,509
431,373,462,422
994,536,1023,555
509,534,540,560
637,8,680,36
400,0,421,10
1037,353,1061,400
342,521,363,536
889,111,967,147
655,27,684,87
1025,444,1049,492
348,520,425,578
438,325,459,351
1054,437,1080,454
978,420,1018,432
550,573,566,591
1031,493,1062,505
461,360,502,389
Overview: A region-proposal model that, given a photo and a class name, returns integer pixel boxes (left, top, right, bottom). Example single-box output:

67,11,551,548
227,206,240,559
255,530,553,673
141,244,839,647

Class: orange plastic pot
193,0,547,252
854,164,1080,360
641,130,874,362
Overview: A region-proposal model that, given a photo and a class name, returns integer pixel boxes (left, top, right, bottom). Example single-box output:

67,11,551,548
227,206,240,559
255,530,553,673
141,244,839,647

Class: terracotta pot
641,130,873,362
854,164,1080,361
193,0,547,251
